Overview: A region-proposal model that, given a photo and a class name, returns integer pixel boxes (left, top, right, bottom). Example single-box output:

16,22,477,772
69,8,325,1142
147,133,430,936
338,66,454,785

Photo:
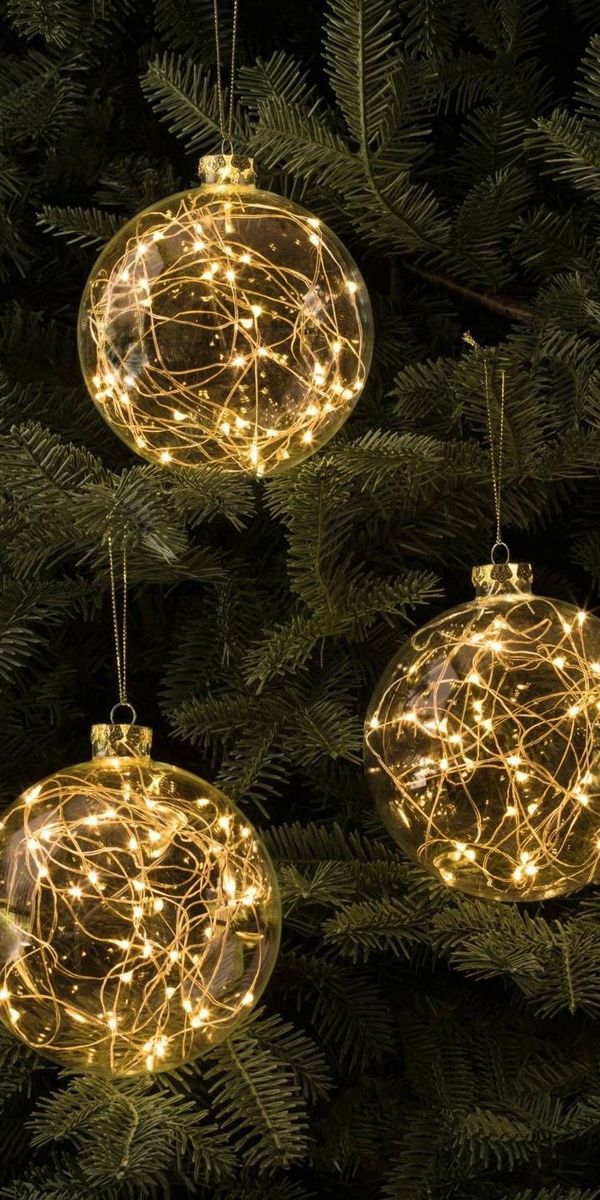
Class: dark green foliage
3,0,600,1197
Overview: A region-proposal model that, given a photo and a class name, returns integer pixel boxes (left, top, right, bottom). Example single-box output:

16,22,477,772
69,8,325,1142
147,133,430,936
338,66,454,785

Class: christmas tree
3,0,600,1196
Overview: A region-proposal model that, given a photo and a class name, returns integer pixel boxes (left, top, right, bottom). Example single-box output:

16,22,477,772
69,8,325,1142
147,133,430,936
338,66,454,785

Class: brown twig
403,262,535,324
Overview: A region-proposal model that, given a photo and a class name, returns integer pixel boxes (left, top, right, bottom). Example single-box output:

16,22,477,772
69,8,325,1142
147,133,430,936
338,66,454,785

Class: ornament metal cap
472,561,534,597
198,153,256,187
91,723,153,760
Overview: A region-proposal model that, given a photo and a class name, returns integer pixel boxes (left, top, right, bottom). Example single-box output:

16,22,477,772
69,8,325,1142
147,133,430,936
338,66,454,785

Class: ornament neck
472,562,533,598
198,154,256,188
90,723,152,761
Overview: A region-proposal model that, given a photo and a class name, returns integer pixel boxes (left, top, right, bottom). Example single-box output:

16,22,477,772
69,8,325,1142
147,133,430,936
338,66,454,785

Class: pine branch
37,205,122,248
238,51,316,111
245,1010,333,1103
278,951,396,1072
323,895,432,962
29,1074,234,1192
204,1028,309,1170
5,0,81,49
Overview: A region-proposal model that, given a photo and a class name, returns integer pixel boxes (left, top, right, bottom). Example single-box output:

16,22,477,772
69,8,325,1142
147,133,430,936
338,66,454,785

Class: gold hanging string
483,360,508,564
107,529,136,724
213,0,240,152
464,332,509,565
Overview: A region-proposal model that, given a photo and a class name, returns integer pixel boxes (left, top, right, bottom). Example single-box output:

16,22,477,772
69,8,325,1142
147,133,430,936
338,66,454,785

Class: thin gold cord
213,0,240,150
228,0,239,142
484,361,506,554
107,531,128,708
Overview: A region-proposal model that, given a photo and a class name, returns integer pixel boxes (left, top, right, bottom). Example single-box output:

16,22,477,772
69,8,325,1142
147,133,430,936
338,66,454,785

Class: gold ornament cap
91,723,153,760
472,561,533,597
198,153,256,187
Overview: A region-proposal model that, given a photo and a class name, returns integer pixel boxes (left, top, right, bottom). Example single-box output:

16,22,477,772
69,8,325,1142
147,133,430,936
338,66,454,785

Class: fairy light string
0,524,280,1074
364,350,600,901
84,178,370,476
79,0,373,477
0,750,278,1073
365,584,600,899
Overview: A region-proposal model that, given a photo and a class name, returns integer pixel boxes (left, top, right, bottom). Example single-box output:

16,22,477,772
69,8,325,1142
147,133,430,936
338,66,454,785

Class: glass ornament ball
364,562,600,902
78,154,373,476
0,723,281,1076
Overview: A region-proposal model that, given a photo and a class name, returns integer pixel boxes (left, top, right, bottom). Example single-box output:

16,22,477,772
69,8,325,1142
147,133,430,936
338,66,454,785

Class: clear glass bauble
78,154,373,476
364,562,600,902
0,723,280,1075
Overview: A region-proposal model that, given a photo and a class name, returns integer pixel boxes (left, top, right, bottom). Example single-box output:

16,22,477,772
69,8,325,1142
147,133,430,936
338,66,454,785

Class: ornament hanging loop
491,541,510,565
106,527,132,724
110,701,137,726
